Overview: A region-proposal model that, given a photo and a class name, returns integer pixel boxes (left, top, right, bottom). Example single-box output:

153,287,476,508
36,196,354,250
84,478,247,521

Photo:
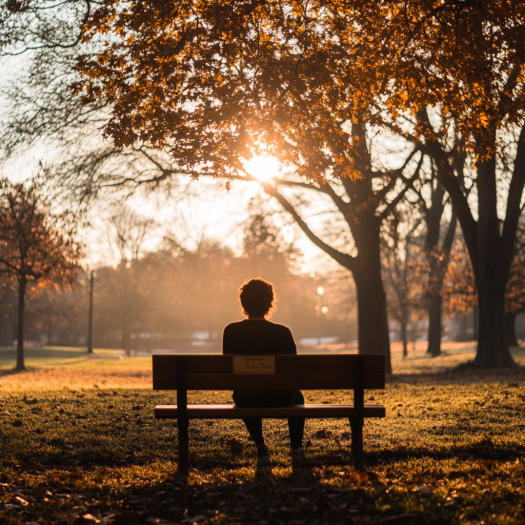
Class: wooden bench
153,354,386,470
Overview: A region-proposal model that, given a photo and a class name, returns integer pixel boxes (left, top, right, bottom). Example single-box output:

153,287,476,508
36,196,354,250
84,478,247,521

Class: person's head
239,278,276,319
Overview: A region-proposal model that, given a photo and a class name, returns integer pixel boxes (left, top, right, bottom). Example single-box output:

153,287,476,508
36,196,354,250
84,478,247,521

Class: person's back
222,278,305,457
223,319,296,405
223,319,296,356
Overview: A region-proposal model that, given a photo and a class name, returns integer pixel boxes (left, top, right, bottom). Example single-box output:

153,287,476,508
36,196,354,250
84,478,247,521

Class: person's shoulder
223,320,247,332
266,321,292,333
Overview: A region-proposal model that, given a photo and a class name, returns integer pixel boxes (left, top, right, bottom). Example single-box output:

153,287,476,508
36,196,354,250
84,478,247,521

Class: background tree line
1,1,525,372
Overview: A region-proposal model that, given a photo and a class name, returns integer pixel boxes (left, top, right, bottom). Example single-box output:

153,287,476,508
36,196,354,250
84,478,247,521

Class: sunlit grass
0,381,524,524
1,342,524,391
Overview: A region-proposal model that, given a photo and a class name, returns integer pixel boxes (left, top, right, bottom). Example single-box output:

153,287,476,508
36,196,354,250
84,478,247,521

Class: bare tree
105,205,157,355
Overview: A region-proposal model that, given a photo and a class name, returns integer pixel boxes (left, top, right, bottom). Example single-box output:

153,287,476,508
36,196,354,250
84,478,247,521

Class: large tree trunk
16,276,26,371
474,275,514,367
473,155,516,368
425,207,457,357
423,113,525,368
427,294,442,357
353,224,392,373
354,269,391,372
505,312,518,347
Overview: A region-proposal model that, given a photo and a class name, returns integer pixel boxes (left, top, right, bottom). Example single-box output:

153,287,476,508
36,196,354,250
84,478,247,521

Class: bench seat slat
154,404,386,418
153,372,385,391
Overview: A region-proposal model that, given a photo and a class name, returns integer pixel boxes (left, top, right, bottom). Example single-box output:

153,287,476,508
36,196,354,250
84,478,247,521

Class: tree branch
378,154,424,221
375,147,420,204
260,182,356,271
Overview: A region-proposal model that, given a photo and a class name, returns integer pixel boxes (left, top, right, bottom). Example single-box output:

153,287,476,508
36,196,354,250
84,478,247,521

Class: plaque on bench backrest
233,356,276,375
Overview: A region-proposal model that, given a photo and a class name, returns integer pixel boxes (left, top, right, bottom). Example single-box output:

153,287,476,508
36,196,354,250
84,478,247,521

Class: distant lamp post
87,270,94,354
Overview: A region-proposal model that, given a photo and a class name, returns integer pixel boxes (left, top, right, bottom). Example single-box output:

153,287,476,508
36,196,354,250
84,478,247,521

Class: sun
245,156,280,181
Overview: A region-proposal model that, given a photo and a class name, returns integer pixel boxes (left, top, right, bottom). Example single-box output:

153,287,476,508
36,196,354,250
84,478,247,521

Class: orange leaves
71,0,379,181
346,471,370,484
0,179,83,287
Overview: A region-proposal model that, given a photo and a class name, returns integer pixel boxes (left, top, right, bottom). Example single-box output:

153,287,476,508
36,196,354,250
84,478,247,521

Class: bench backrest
152,354,385,391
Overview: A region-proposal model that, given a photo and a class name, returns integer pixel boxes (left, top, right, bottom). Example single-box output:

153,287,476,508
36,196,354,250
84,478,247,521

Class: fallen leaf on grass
4,504,22,510
78,514,100,524
225,438,243,453
14,495,29,505
347,472,369,484
413,486,432,496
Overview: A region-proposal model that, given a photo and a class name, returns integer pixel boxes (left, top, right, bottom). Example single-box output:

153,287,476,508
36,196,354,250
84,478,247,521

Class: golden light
245,156,280,182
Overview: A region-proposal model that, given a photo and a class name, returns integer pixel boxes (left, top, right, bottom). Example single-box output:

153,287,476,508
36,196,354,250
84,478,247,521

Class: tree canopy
73,0,371,182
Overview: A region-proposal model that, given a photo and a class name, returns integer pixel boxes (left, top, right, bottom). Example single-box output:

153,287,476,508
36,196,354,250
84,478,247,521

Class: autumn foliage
0,179,83,369
73,0,376,182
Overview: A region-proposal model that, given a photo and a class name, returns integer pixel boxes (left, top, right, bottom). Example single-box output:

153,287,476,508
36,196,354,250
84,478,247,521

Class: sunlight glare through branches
245,156,280,182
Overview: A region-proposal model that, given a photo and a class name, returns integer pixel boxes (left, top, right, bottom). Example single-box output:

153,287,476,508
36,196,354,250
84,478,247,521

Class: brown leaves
72,0,371,182
0,179,83,289
346,472,369,484
78,514,100,524
14,495,29,506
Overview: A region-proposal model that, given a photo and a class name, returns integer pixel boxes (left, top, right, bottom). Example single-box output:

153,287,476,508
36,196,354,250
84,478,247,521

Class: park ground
0,344,524,525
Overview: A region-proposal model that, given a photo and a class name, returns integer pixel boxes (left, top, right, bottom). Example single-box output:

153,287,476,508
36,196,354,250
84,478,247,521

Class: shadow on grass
387,365,525,385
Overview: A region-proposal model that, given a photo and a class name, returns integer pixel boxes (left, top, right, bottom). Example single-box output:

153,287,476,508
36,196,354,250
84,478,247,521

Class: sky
84,175,339,274
2,141,338,275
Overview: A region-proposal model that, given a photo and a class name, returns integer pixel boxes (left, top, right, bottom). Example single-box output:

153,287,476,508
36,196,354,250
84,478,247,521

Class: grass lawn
0,346,524,524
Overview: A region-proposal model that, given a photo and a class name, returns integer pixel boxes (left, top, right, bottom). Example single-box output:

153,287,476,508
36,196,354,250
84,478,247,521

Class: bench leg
349,417,364,471
178,417,189,471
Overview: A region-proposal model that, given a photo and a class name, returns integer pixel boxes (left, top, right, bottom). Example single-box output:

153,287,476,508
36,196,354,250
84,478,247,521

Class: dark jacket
223,319,297,406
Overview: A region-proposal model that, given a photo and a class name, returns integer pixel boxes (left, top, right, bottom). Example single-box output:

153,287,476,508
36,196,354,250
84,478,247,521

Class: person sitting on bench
223,278,306,457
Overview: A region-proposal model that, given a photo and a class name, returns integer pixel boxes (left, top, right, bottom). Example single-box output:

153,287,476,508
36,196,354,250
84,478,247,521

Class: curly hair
239,278,276,318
